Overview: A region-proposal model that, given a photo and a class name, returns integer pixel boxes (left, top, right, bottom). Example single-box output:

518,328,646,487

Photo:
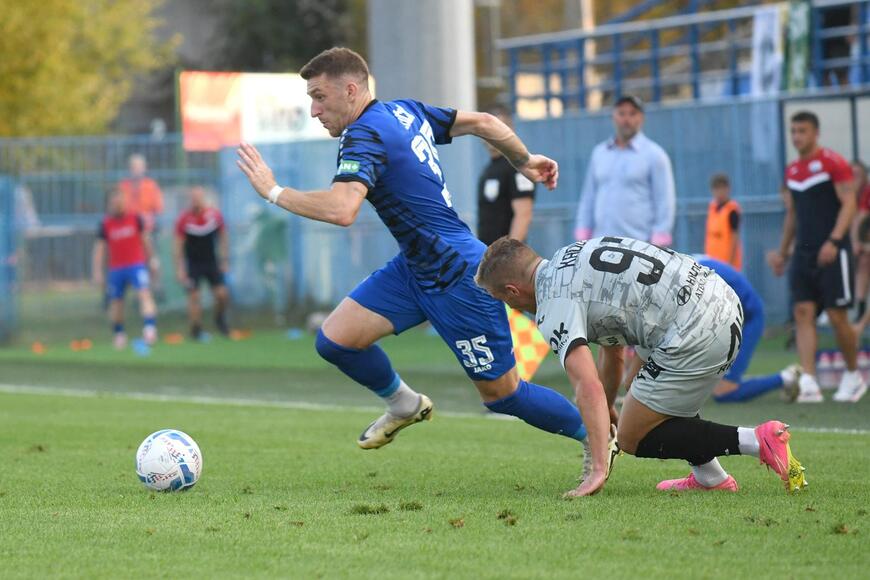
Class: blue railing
498,0,870,115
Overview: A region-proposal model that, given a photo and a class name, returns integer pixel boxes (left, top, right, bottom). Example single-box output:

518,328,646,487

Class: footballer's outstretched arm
236,142,367,227
449,111,559,190
564,344,611,496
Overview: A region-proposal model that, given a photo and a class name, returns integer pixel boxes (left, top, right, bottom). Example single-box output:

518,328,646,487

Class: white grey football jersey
535,236,738,367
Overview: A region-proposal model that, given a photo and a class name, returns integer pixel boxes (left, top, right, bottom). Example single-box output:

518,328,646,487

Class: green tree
0,0,176,137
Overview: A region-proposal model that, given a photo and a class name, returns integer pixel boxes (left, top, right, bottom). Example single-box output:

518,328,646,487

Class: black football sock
635,417,741,465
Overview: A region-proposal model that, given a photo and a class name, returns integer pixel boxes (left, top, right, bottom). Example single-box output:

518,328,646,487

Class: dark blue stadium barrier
0,176,17,343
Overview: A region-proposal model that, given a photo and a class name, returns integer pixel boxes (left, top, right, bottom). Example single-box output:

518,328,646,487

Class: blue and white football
135,429,203,492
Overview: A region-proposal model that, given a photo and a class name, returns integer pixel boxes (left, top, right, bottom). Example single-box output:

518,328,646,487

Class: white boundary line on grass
1,383,869,436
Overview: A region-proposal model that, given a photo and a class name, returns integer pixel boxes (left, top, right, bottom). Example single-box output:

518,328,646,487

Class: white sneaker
797,374,824,403
357,394,434,449
143,325,158,346
780,365,802,402
113,332,127,351
833,370,868,403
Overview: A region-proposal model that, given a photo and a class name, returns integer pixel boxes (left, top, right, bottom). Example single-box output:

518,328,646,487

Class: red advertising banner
179,71,242,152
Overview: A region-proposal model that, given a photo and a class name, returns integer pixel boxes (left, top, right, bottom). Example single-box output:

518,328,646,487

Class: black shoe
215,315,230,337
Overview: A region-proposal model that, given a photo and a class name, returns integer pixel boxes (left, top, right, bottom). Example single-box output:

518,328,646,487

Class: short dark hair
790,110,819,129
615,95,644,112
710,173,730,188
300,47,369,84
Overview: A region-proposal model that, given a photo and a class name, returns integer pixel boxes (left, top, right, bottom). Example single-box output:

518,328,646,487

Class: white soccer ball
135,429,203,492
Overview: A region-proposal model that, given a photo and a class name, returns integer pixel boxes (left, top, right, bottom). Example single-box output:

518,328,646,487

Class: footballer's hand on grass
236,142,277,200
519,154,559,190
563,469,607,498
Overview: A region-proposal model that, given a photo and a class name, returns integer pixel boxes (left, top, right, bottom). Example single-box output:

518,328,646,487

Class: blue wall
217,97,790,322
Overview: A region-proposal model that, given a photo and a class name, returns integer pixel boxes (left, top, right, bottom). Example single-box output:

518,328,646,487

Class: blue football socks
485,380,587,441
714,374,783,403
315,329,399,395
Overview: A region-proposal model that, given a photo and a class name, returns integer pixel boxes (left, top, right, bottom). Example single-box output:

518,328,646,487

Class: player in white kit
476,236,808,497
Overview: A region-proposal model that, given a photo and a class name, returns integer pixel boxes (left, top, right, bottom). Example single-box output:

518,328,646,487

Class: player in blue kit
695,256,801,403
237,48,615,490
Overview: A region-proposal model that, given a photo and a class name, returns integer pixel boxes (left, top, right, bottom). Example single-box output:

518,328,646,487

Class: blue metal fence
499,0,870,114
0,176,16,342
0,96,829,334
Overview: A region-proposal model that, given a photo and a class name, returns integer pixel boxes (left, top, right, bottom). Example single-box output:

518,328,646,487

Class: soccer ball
135,429,203,492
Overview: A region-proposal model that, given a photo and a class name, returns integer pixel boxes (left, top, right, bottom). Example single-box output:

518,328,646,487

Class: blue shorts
350,255,515,381
107,264,150,300
724,300,764,383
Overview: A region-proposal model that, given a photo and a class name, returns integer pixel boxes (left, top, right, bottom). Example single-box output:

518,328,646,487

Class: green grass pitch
1,329,868,578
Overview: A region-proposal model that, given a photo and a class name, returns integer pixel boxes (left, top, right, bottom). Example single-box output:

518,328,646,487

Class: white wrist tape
267,185,283,204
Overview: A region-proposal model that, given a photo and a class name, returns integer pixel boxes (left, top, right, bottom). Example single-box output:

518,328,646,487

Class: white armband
267,185,284,204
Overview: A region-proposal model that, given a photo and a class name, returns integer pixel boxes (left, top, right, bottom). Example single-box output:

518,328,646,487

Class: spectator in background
850,160,870,322
574,95,675,246
92,190,157,349
118,153,165,296
768,111,865,403
477,106,535,245
704,173,742,270
174,186,230,340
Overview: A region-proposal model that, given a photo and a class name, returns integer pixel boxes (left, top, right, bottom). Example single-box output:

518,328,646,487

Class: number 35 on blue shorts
349,255,515,381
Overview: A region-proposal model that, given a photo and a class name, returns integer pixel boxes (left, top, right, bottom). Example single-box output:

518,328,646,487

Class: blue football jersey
333,99,485,293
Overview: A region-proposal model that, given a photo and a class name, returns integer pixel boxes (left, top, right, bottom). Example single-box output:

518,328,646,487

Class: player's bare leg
213,284,230,336
109,298,127,350
712,378,738,397
188,287,203,339
794,301,823,402
615,392,669,455
138,288,158,345
619,393,737,491
318,298,432,449
828,307,868,402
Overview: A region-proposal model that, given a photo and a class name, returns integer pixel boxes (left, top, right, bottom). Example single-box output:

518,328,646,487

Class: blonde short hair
475,237,539,290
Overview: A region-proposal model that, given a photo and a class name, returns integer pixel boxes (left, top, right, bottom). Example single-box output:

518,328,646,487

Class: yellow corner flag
507,305,551,381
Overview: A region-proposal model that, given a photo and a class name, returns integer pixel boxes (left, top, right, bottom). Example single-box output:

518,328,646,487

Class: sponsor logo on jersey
337,159,361,174
680,261,710,302
676,284,692,305
639,357,663,380
549,322,569,354
108,224,137,241
391,105,415,130
809,160,823,173
483,178,500,201
557,243,584,270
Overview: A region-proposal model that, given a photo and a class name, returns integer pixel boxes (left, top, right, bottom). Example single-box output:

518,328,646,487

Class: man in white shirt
574,96,676,246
